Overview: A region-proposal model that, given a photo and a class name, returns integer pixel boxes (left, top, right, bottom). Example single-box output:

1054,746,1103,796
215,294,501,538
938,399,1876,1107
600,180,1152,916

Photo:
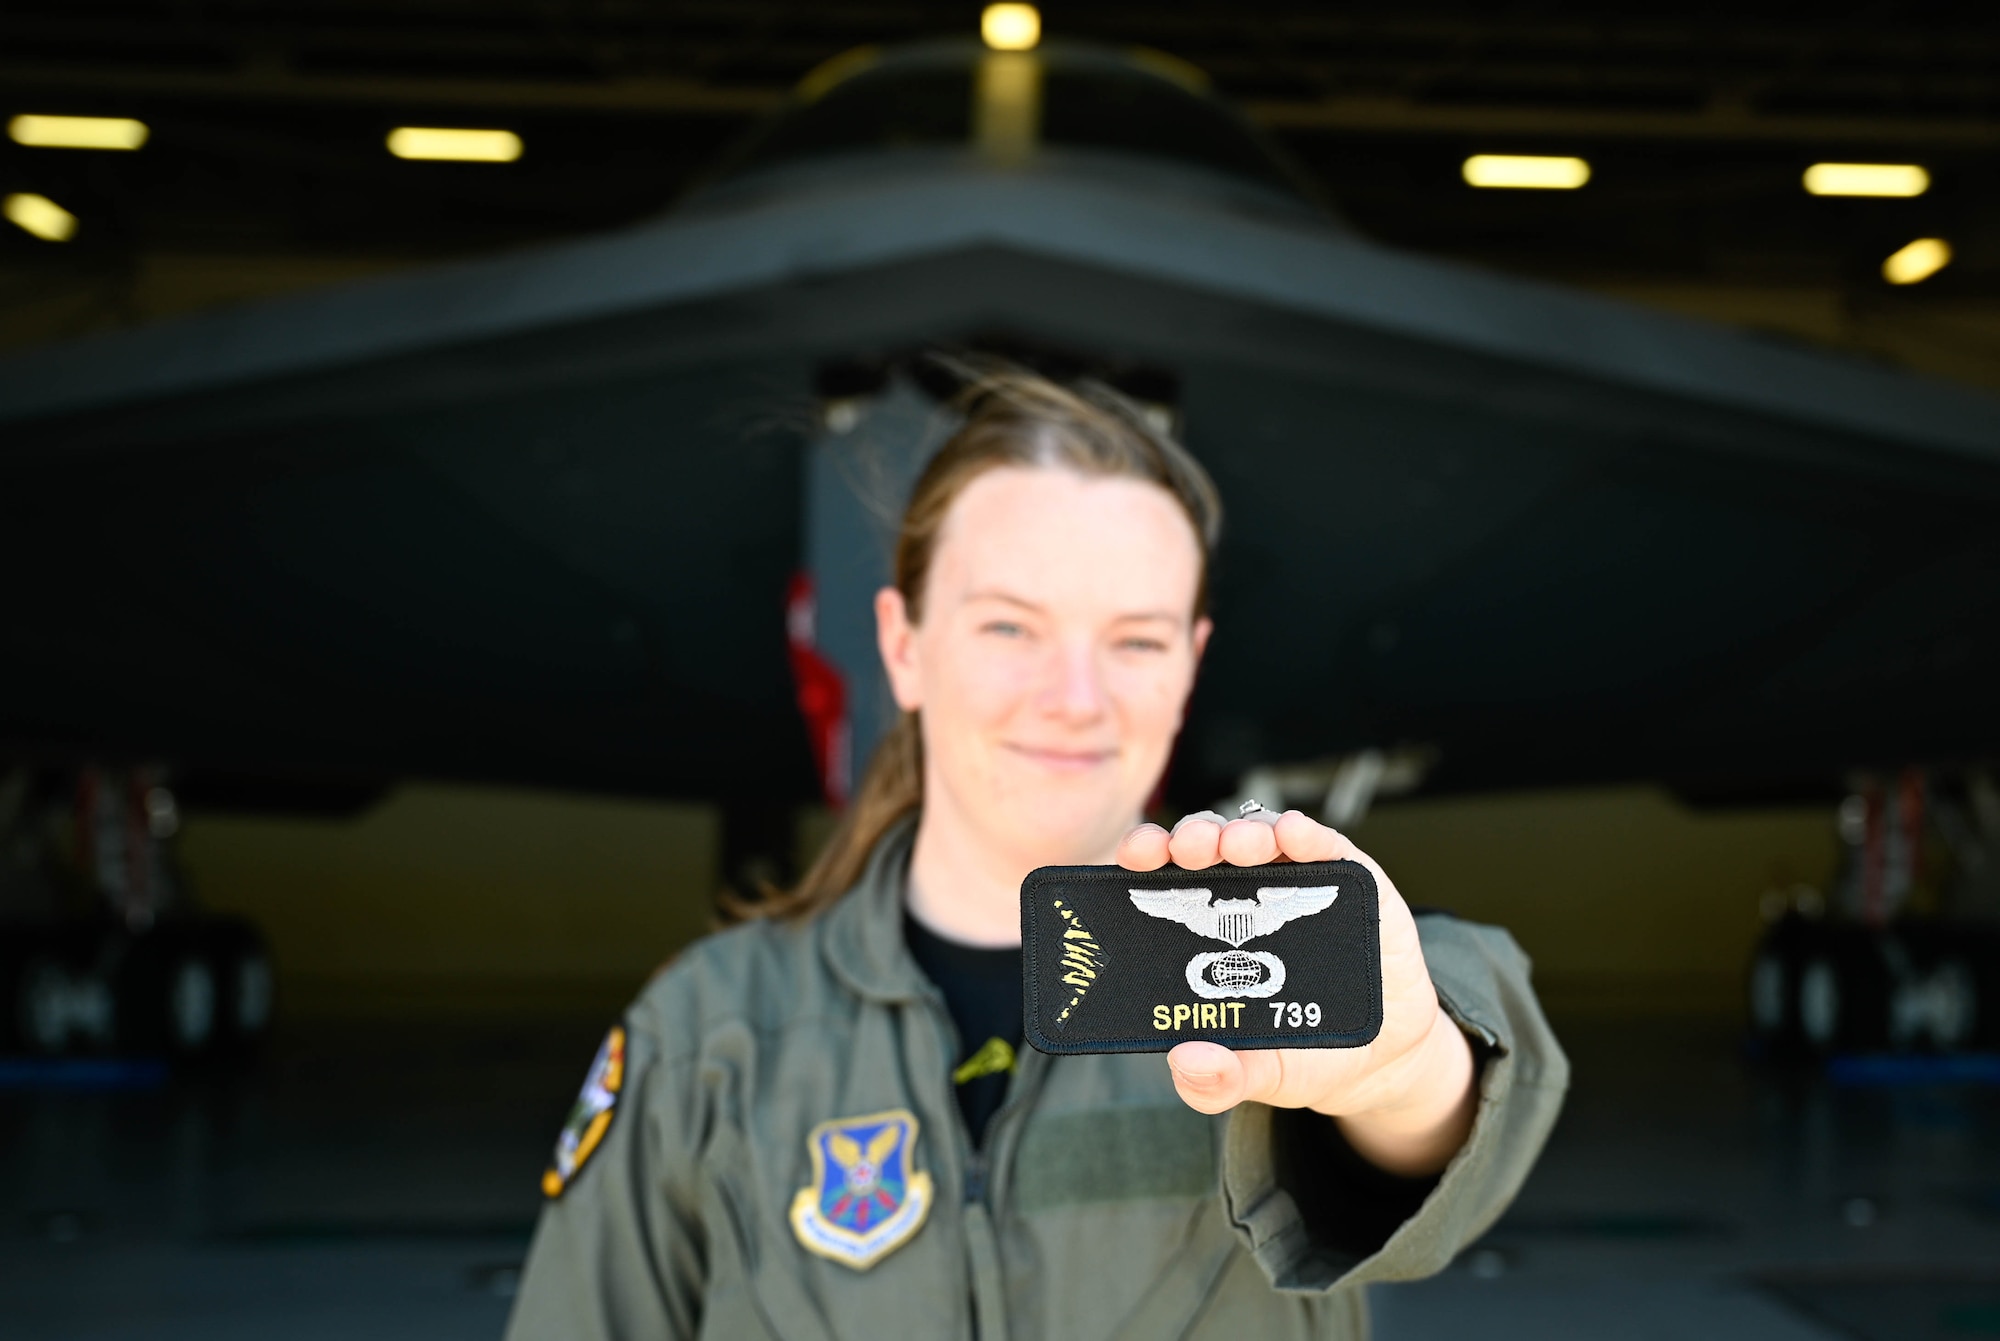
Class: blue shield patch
788,1108,933,1270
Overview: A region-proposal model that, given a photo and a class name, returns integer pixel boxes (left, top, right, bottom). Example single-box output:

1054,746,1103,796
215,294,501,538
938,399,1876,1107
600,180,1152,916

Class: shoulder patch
541,1025,626,1198
788,1108,934,1270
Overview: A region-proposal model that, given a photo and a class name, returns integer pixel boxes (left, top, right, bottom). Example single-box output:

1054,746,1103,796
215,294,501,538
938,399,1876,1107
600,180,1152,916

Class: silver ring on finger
1235,800,1281,827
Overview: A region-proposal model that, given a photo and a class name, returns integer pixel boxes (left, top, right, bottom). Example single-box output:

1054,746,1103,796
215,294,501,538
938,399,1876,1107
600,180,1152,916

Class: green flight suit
507,820,1568,1340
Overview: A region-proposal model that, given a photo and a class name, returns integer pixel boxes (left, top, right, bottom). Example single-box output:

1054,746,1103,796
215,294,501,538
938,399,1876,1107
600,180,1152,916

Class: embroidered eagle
827,1124,902,1195
1128,886,1338,946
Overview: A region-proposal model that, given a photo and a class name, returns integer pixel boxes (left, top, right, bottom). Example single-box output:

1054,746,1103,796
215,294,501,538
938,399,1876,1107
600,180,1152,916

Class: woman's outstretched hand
1117,808,1477,1177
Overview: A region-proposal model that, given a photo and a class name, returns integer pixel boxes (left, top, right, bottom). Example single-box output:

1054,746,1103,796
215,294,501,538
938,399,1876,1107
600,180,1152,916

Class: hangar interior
3,6,2000,1339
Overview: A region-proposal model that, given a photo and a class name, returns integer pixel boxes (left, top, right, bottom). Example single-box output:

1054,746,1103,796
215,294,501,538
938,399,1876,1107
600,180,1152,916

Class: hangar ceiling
1,2,1996,381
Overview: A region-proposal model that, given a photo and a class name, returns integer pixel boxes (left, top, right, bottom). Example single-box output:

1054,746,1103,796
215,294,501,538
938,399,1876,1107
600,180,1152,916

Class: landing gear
1,916,275,1062
0,763,275,1066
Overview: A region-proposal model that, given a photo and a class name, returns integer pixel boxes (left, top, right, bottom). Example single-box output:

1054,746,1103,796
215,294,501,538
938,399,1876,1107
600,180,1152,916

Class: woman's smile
999,741,1119,773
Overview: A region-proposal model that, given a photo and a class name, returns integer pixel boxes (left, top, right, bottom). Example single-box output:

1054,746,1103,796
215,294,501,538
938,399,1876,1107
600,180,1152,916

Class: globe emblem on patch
1130,883,1341,1000
1206,950,1268,990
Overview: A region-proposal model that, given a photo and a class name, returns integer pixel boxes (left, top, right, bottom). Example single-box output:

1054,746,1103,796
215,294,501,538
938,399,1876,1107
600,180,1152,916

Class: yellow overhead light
385,127,523,162
8,114,149,151
1883,237,1951,285
974,42,1041,164
4,192,78,241
982,3,1041,52
1462,154,1591,190
1803,162,1929,198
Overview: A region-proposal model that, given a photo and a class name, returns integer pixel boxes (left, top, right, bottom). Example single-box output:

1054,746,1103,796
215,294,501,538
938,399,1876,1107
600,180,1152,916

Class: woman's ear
875,586,925,712
1192,616,1214,666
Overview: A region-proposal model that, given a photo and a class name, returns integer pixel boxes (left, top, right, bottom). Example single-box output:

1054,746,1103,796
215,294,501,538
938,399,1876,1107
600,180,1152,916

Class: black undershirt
903,914,1022,1147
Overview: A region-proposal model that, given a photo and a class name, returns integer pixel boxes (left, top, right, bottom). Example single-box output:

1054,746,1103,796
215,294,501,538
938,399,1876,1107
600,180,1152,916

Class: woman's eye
1116,636,1169,653
981,621,1028,638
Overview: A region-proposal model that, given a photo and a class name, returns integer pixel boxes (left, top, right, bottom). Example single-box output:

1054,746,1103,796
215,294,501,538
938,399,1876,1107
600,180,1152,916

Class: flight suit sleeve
1218,914,1570,1293
506,1014,707,1340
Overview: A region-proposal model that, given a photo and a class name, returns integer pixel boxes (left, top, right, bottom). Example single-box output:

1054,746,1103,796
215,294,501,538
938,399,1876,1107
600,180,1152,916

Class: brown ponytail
731,360,1221,923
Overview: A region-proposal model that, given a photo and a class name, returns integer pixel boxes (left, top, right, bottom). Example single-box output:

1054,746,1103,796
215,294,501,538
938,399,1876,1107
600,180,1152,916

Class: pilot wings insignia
1129,885,1339,999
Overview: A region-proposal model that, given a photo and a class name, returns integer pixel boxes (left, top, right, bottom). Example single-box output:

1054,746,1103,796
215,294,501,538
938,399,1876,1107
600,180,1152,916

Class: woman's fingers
1165,1041,1247,1113
1168,1041,1365,1115
1165,812,1277,868
1165,817,1223,869
1273,809,1347,863
1132,808,1372,871
1116,823,1171,871
1216,817,1281,866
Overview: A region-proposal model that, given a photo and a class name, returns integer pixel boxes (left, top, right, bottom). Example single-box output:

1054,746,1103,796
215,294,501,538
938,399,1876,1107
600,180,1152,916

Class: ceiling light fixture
4,192,78,241
1462,155,1591,190
8,114,149,151
1882,238,1951,285
982,3,1041,52
385,127,523,163
1803,163,1929,198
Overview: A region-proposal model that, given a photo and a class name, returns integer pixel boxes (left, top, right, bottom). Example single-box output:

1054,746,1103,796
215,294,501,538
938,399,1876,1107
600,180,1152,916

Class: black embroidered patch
1021,861,1382,1055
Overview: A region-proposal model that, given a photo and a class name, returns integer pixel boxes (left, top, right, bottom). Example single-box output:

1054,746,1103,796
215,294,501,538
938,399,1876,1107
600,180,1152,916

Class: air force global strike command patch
789,1109,934,1269
1021,861,1383,1055
542,1025,626,1198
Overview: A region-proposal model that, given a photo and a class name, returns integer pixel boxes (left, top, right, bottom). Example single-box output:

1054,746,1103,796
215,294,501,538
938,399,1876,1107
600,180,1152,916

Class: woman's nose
1038,639,1106,721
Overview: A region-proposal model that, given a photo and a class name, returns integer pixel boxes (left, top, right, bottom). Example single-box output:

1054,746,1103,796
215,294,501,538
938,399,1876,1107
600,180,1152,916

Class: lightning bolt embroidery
1051,899,1109,1028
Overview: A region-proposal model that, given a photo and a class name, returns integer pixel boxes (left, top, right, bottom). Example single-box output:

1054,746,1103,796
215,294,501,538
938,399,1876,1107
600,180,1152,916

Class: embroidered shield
541,1025,625,1198
788,1108,934,1269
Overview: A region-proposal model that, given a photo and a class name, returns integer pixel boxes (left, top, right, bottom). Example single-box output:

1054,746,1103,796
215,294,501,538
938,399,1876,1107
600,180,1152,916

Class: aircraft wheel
217,919,276,1057
1797,929,1894,1054
1748,913,1819,1053
114,928,222,1058
11,930,115,1055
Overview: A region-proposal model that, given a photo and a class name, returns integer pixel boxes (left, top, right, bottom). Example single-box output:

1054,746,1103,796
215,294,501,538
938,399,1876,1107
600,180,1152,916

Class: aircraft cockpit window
1038,66,1299,197
736,68,973,169
716,45,1314,209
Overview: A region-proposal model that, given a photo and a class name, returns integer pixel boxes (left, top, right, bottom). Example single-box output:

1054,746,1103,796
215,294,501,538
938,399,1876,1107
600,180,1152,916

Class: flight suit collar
822,813,931,1004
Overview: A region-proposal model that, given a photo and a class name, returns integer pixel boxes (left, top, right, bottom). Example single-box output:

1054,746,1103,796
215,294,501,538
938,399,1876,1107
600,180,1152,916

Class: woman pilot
507,367,1566,1340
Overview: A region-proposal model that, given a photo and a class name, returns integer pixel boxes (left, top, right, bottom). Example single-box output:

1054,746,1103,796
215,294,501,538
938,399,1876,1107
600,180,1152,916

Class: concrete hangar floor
2,1015,1997,1340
